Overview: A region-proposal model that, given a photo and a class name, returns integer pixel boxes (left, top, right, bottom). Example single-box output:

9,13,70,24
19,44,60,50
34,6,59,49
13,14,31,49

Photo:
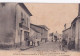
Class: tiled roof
18,3,32,16
30,23,49,30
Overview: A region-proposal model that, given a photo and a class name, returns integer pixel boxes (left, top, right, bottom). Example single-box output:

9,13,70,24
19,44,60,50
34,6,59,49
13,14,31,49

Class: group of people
53,36,75,51
59,38,75,51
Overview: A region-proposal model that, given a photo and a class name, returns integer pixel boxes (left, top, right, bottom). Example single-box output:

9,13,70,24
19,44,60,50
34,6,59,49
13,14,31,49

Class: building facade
71,16,80,50
30,24,49,45
62,27,72,43
62,4,80,50
39,25,49,42
0,3,32,49
30,24,42,46
71,4,80,50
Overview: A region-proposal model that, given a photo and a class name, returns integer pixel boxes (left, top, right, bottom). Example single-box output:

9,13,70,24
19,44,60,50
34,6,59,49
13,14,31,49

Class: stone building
30,24,49,45
71,17,79,50
39,25,49,42
71,4,80,50
62,27,72,43
30,24,42,46
62,4,80,50
0,3,32,49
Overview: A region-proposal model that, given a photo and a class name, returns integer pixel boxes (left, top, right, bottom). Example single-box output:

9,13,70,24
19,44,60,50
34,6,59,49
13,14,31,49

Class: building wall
30,25,42,41
63,28,71,43
0,3,16,45
74,20,78,50
74,19,80,50
15,4,31,46
72,19,80,50
71,18,80,50
0,3,31,48
30,24,48,43
78,19,80,50
30,28,36,41
41,29,48,42
71,23,76,41
30,28,41,42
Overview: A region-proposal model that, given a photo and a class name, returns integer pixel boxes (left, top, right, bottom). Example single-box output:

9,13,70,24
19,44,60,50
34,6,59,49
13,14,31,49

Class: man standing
54,35,57,42
68,38,72,50
62,38,67,51
59,38,62,50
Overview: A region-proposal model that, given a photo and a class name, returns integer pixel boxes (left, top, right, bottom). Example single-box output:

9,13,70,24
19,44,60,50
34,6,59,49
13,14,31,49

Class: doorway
24,31,29,46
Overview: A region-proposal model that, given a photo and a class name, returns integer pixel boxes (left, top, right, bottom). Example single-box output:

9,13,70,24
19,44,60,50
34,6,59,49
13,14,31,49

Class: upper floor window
21,12,26,25
21,12,23,18
27,17,29,27
21,18,24,24
1,3,6,7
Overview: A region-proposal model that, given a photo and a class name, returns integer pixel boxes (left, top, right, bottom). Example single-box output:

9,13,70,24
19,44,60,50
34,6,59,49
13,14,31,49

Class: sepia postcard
0,3,80,56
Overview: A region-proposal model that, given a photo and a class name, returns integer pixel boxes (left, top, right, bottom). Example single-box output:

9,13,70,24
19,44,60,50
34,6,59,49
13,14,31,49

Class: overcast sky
25,3,78,34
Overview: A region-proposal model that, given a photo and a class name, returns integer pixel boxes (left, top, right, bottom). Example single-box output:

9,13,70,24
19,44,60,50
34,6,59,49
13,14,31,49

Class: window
27,18,28,27
1,3,6,7
21,12,24,24
21,18,24,24
21,12,23,18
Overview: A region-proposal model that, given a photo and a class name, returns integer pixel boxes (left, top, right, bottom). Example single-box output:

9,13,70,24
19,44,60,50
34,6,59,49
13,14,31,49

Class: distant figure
62,38,67,51
37,41,40,46
35,38,38,46
59,38,62,50
52,39,53,42
27,40,30,46
54,35,57,42
68,38,72,50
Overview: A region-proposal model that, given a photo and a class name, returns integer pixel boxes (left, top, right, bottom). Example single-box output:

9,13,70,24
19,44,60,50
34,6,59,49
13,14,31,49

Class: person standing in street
54,35,57,42
62,38,67,51
59,38,62,50
35,38,38,46
37,41,40,46
68,38,72,50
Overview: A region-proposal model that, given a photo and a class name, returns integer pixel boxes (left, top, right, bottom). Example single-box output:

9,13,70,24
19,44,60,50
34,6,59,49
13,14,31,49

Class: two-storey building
0,3,32,49
30,24,49,46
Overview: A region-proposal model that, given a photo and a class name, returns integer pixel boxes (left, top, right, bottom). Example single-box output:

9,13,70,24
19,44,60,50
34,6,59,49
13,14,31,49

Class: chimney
64,24,66,30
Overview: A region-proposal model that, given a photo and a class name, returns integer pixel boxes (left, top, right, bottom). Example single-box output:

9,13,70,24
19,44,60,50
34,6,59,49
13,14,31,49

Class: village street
26,41,61,51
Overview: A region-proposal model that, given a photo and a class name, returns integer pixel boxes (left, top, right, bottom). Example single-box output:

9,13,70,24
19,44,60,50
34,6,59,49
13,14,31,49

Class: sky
25,3,78,34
